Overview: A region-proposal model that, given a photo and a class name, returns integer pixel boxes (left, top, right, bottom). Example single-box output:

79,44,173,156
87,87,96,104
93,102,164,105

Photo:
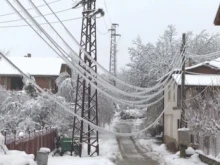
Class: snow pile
138,139,206,165
0,150,36,165
186,147,195,155
120,109,145,119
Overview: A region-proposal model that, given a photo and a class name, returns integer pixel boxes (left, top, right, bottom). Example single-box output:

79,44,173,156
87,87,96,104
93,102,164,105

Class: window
168,85,171,101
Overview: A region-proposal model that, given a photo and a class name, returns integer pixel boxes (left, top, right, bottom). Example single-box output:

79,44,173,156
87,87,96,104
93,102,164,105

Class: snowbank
138,139,206,165
0,150,36,165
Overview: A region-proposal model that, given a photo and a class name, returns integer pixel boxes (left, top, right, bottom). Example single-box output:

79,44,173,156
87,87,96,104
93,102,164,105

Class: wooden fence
2,128,56,157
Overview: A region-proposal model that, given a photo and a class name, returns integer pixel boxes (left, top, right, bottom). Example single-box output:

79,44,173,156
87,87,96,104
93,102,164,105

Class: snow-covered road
115,122,159,165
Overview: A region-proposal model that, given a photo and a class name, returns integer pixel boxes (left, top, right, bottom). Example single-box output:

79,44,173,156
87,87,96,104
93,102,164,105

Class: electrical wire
40,0,186,93
0,17,82,28
0,8,73,24
0,0,61,17
9,0,161,107
25,0,186,102
9,0,186,108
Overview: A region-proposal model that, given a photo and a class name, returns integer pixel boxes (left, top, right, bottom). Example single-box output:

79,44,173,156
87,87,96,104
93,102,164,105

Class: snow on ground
138,139,207,165
0,150,36,165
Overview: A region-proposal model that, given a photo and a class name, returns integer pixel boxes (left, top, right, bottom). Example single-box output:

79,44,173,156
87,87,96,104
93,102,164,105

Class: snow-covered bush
23,75,37,98
56,72,75,103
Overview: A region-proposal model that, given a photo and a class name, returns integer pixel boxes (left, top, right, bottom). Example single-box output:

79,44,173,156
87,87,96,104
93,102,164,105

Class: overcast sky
0,0,220,71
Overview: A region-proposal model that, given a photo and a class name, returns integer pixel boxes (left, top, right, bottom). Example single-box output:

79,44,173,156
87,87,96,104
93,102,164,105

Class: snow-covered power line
11,0,185,103
0,7,73,24
29,1,182,93
20,0,185,102
8,0,185,107
6,0,155,107
22,2,184,96
37,0,186,94
0,0,61,17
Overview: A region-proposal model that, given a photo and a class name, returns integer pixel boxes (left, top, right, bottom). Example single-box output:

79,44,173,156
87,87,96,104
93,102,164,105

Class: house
0,55,72,92
163,58,220,151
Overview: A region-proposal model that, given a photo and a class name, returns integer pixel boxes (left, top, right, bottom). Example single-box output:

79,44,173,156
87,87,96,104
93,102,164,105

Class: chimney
24,53,31,58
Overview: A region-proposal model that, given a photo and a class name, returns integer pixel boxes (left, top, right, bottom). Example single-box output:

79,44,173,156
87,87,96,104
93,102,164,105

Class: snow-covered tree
56,72,75,103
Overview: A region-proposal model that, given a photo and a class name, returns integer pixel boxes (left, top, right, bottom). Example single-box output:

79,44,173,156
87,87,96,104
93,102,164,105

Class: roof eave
214,4,220,25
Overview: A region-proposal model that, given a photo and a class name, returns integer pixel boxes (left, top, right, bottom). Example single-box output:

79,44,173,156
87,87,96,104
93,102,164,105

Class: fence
197,133,220,157
2,128,56,157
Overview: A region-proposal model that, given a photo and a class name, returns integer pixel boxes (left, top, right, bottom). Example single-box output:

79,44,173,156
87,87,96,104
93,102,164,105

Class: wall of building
0,76,11,90
0,76,57,91
164,80,181,150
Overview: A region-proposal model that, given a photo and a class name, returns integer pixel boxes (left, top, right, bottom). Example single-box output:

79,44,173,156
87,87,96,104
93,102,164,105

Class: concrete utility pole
109,23,121,86
180,33,186,158
71,0,104,157
181,33,186,128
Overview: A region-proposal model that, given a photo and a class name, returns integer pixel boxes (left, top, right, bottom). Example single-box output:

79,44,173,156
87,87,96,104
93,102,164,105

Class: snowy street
115,121,159,165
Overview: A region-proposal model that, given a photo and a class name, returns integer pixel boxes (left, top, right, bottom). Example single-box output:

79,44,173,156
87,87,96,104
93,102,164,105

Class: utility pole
180,33,186,158
109,23,121,86
181,33,186,128
71,0,104,157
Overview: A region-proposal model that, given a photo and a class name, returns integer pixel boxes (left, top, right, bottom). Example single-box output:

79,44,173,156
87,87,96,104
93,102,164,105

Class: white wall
164,80,181,142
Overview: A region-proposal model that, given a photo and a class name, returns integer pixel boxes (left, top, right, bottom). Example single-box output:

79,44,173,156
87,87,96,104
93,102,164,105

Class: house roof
156,58,220,82
186,58,220,71
172,74,220,86
0,56,66,76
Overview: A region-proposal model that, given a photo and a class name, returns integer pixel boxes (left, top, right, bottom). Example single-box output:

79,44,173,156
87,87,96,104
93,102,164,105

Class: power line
0,0,62,17
0,17,82,28
0,8,73,24
8,0,185,106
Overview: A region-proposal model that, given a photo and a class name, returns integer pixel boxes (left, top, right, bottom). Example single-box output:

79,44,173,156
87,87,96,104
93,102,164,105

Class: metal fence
2,128,56,157
198,134,220,157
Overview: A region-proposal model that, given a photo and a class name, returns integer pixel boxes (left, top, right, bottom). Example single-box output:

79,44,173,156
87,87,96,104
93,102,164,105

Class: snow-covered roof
0,57,66,76
172,74,220,86
186,58,220,70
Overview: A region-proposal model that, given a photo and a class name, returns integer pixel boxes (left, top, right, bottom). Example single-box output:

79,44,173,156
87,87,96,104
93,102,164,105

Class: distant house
163,58,220,151
0,55,71,92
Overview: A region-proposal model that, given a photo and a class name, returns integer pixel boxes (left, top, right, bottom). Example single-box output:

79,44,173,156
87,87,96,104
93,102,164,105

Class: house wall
0,76,11,90
164,80,181,151
0,76,57,91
